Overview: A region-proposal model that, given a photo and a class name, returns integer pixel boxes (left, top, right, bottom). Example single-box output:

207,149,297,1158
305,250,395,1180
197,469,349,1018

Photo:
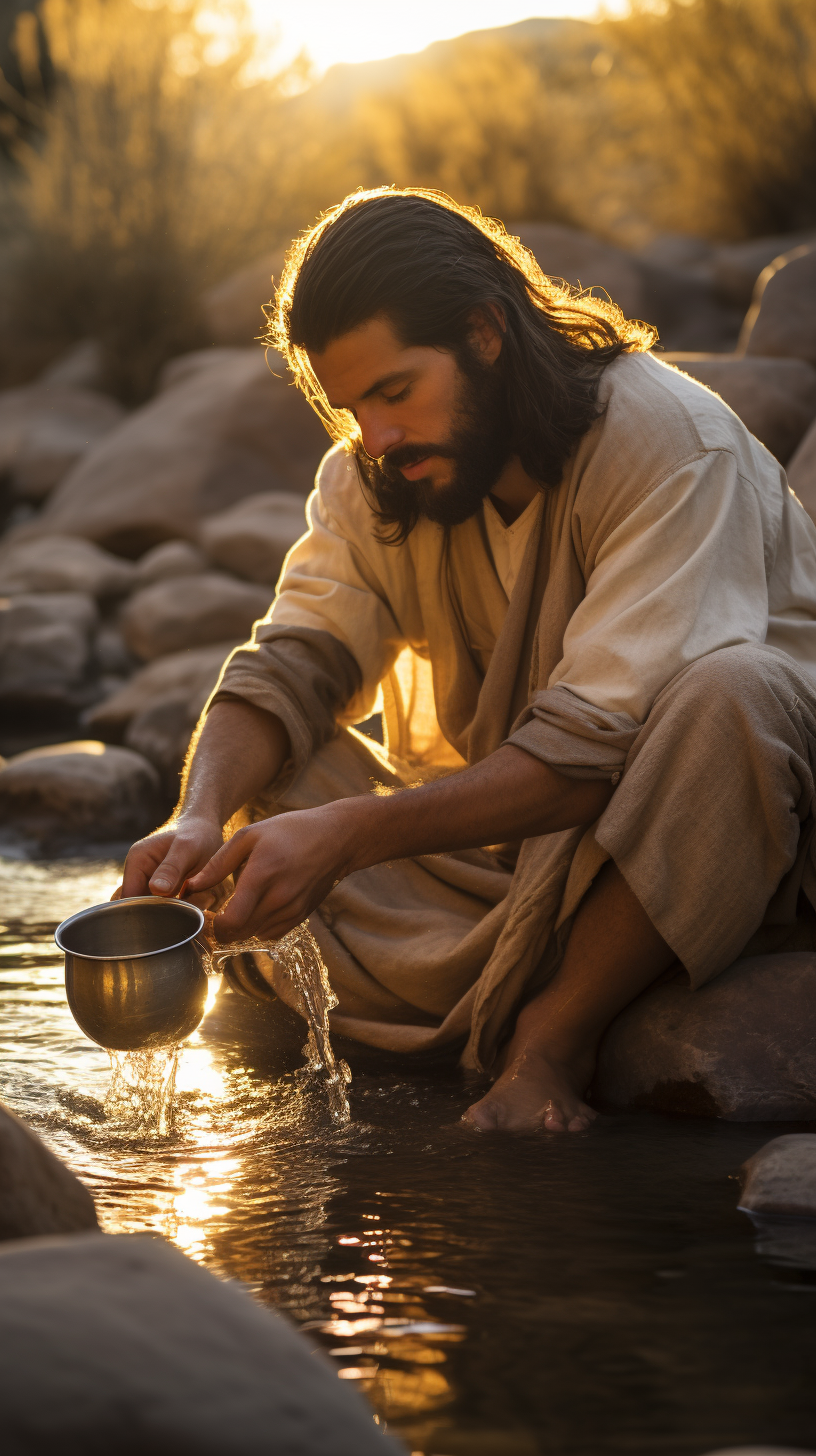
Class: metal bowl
55,897,209,1052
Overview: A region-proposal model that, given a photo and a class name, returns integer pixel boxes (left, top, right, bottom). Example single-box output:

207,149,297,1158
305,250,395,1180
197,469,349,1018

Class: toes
542,1101,566,1132
462,1100,501,1131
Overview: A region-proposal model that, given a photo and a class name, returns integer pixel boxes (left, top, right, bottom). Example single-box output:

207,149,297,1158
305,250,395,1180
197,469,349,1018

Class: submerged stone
594,953,816,1120
740,1135,816,1218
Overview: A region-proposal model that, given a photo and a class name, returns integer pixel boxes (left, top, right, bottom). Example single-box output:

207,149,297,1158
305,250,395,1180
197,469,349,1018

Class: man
121,187,816,1134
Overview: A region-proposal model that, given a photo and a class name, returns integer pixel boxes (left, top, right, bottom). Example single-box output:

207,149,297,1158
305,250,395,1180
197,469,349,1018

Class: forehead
308,316,423,406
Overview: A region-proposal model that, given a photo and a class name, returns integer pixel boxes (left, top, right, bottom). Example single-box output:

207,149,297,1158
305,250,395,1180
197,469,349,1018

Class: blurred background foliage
0,0,813,400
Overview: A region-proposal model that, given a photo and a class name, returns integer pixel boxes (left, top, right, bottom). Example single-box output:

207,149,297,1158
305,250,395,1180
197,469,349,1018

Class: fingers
186,829,255,894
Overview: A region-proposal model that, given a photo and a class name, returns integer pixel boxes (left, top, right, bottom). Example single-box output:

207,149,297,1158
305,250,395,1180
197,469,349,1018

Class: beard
357,350,512,538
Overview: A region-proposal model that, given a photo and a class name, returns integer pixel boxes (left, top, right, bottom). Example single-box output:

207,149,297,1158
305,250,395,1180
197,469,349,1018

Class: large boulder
0,593,98,717
132,539,208,588
202,250,284,347
22,349,328,557
0,382,125,502
594,953,816,1120
660,353,816,463
0,740,163,849
0,534,135,598
515,222,738,350
85,640,238,796
0,1232,402,1455
786,415,816,525
740,1135,816,1218
710,231,816,309
0,1101,97,1241
514,221,646,319
199,491,308,585
119,573,270,660
741,245,816,367
85,641,238,742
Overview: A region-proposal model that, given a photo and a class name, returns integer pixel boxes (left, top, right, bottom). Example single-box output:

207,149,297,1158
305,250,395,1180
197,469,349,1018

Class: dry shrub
9,0,308,400
599,0,816,241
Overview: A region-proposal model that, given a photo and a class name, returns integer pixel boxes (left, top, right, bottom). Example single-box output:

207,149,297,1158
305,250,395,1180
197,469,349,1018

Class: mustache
380,442,456,471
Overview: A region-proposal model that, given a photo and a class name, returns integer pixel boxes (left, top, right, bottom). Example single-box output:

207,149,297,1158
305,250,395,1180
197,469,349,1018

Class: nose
358,410,404,460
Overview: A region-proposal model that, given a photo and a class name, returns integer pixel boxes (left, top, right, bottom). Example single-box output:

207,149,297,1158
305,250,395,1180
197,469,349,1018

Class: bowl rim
55,896,206,961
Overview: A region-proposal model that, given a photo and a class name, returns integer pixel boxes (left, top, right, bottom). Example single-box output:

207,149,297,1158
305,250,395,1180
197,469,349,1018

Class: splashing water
105,1045,179,1135
202,920,352,1125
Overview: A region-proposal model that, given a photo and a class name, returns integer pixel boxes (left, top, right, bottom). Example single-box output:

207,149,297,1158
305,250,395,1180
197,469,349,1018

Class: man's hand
116,816,226,904
184,746,616,945
185,805,350,942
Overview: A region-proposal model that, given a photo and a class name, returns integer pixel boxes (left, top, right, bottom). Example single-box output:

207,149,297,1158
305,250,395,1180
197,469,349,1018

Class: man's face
308,314,510,527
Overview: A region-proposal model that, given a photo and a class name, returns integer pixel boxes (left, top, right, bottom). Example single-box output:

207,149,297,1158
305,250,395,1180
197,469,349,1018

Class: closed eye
383,386,410,403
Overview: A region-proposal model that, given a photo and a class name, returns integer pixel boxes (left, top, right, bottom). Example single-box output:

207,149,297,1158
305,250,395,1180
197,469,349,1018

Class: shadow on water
2,855,816,1455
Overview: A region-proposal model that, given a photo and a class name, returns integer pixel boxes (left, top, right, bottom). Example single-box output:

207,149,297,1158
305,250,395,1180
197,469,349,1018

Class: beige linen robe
211,352,816,1069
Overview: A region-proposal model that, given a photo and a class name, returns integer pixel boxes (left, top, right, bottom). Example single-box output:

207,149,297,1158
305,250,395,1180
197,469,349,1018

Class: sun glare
245,0,611,76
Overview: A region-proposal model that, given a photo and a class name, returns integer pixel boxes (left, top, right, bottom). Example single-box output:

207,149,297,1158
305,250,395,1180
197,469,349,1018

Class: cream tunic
252,351,816,748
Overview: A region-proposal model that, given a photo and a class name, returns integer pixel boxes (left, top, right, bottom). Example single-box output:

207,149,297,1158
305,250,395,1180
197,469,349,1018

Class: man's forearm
179,699,291,826
336,744,615,874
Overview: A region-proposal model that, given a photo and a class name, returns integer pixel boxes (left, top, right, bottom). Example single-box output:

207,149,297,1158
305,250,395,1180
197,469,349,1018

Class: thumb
149,843,206,896
186,830,254,894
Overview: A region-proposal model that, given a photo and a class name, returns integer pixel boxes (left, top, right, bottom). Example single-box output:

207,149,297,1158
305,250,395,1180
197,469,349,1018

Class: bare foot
463,1049,598,1134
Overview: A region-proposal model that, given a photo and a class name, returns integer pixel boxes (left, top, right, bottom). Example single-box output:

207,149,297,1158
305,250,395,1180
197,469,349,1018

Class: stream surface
3,855,816,1456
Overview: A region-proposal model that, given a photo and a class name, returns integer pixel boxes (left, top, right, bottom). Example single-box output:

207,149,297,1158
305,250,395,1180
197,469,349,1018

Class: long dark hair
269,188,656,538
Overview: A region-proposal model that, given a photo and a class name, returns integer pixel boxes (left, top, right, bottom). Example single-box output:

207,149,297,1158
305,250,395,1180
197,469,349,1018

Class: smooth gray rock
39,339,104,392
594,953,816,1120
514,220,646,319
0,1232,402,1455
22,348,327,557
742,246,816,367
120,572,270,660
202,250,283,347
0,592,97,710
740,1135,816,1217
0,382,125,501
85,640,238,741
199,490,308,585
0,1102,97,1241
710,230,816,308
0,741,162,847
133,538,208,587
661,354,816,463
0,533,135,598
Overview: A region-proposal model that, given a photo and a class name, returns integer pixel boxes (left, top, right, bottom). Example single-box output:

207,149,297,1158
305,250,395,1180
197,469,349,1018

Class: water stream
5,855,816,1454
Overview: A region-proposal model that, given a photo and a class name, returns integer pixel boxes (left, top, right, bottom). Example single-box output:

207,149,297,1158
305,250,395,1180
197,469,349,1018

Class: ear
467,304,505,364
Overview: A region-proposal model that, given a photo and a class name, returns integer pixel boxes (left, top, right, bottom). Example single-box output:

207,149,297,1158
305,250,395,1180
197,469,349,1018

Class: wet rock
0,382,125,502
0,1101,97,1241
593,953,816,1120
515,221,646,319
0,534,135,598
740,1135,816,1217
22,348,327,557
0,593,97,714
85,640,238,741
661,354,816,463
0,1232,401,1454
199,491,308,585
786,416,816,526
710,230,816,308
0,740,162,848
120,572,269,660
741,245,816,367
202,250,283,346
133,538,208,587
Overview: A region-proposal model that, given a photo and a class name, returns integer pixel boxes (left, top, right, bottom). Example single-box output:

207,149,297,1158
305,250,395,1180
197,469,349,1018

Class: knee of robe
658,644,796,731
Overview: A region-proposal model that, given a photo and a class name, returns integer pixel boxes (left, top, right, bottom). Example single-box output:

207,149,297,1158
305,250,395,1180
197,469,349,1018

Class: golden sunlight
245,0,614,74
